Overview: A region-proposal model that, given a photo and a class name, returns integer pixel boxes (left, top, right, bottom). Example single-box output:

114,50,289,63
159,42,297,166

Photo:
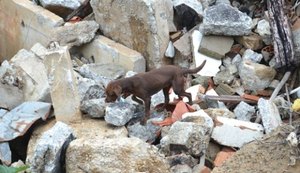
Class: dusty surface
212,123,300,173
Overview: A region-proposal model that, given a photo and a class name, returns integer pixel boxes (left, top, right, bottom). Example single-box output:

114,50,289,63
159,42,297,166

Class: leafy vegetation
0,165,29,173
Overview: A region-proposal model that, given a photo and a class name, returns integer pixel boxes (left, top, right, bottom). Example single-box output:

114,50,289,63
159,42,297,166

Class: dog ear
113,85,122,96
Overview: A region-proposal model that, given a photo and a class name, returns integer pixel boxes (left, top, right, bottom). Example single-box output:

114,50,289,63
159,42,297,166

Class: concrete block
44,46,82,123
0,0,64,61
79,36,146,73
199,35,234,59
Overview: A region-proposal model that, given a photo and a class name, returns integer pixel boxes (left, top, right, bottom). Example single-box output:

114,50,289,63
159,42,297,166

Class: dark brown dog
105,60,206,125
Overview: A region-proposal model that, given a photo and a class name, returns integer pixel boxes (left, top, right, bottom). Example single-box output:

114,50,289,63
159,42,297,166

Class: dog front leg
141,97,151,125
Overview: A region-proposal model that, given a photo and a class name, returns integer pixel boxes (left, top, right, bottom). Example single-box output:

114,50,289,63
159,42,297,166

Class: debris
66,137,170,173
171,164,192,173
241,49,263,63
165,41,175,58
91,0,171,69
233,101,255,121
65,0,93,22
286,132,299,147
202,3,252,36
105,101,136,126
214,147,235,167
255,19,272,45
235,33,264,51
26,121,75,173
238,60,276,91
44,45,82,122
211,116,264,148
292,99,300,112
77,77,104,101
38,0,83,18
199,35,234,59
80,98,106,118
0,142,11,165
0,102,51,142
167,153,198,168
258,98,282,134
54,21,99,47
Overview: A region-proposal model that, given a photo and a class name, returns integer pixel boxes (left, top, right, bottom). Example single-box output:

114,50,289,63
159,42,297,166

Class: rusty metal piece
242,93,260,102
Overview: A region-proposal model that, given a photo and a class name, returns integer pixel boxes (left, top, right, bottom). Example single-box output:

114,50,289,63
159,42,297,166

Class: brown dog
105,60,206,125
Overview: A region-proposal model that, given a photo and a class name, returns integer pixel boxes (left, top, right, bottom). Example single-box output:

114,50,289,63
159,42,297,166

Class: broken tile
211,116,264,148
44,46,82,122
214,147,235,167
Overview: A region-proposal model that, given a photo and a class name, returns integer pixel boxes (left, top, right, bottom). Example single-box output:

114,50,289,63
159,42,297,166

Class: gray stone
39,0,83,9
234,101,255,121
235,33,264,51
199,35,234,59
0,142,11,165
44,46,82,122
292,25,300,62
160,111,213,156
10,49,50,102
256,19,272,45
77,77,105,101
242,49,263,63
91,0,170,69
172,0,203,16
54,21,99,47
0,83,24,110
26,122,74,173
0,102,51,142
232,54,242,67
105,101,136,126
171,164,192,173
30,43,48,59
211,116,264,148
66,137,170,173
167,153,198,168
213,69,235,85
80,98,106,118
203,3,252,36
238,61,276,91
127,117,163,142
215,0,230,4
258,98,282,134
165,41,175,58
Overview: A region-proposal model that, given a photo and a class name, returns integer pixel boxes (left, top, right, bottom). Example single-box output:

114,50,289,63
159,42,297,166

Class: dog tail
182,60,206,75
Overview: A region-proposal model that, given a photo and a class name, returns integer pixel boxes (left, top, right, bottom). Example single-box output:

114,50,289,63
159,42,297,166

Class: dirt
212,123,300,173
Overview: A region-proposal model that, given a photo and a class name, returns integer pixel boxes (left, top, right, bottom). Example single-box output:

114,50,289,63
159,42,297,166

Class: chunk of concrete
167,153,198,168
258,98,282,134
234,101,255,121
0,102,51,142
39,0,83,10
0,142,11,165
66,137,170,173
242,49,263,63
199,35,234,59
0,83,24,110
79,36,146,72
10,49,50,102
238,61,276,91
105,102,136,126
80,98,106,118
44,46,82,123
91,0,170,69
203,3,252,36
26,121,74,173
77,77,105,101
0,0,64,61
235,33,264,51
171,164,192,173
160,111,213,156
255,19,272,45
54,21,99,47
192,30,222,77
79,63,126,80
30,43,48,59
211,116,264,148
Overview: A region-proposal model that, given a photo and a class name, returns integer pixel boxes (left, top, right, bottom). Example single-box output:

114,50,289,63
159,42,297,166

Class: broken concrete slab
66,137,170,173
255,19,272,45
79,63,126,80
79,36,146,73
0,102,51,142
233,101,255,121
80,98,106,118
10,49,51,102
160,111,213,156
238,61,276,91
211,116,264,148
192,30,222,77
0,142,11,165
77,77,105,101
105,101,136,126
202,3,252,36
26,121,74,173
54,21,99,47
91,0,170,69
258,98,282,134
199,35,234,59
0,0,64,61
44,46,82,123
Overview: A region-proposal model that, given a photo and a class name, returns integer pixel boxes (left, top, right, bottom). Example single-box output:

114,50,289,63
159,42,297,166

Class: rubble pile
0,0,300,172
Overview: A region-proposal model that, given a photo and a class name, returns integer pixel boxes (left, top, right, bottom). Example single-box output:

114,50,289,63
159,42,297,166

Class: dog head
105,81,122,102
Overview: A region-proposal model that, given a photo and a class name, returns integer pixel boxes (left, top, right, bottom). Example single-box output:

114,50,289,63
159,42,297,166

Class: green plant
0,165,29,173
